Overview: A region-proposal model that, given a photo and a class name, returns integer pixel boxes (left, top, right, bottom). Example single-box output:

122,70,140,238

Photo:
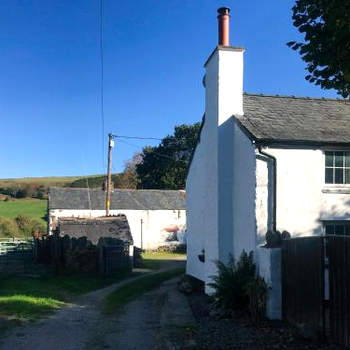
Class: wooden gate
327,236,350,346
282,237,325,334
282,235,350,346
0,238,33,275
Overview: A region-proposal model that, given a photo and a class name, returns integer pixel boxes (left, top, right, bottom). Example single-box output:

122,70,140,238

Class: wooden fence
282,236,350,347
99,243,131,275
35,233,132,276
0,238,34,275
328,236,350,346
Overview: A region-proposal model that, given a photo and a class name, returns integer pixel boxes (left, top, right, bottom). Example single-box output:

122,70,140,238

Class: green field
0,175,103,188
0,199,47,224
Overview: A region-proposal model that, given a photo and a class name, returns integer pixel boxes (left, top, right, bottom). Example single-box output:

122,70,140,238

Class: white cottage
186,8,350,292
48,187,186,250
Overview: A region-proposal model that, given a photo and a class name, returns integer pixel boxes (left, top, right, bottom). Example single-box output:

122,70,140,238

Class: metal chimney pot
217,7,230,46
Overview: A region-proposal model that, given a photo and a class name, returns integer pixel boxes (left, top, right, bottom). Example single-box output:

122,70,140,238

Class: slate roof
58,215,133,245
238,94,350,144
49,187,186,210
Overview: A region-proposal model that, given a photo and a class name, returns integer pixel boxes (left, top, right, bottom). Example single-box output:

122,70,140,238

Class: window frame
324,150,350,185
323,221,350,236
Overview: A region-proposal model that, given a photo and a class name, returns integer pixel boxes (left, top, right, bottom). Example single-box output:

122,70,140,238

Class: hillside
0,175,106,200
0,198,47,225
0,175,103,188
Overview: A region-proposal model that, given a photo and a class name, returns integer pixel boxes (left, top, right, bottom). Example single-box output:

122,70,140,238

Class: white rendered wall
49,209,186,250
256,147,350,238
232,121,257,259
256,157,269,244
186,50,219,283
186,47,251,291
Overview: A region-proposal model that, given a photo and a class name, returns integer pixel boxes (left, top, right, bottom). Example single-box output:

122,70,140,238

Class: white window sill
322,186,350,194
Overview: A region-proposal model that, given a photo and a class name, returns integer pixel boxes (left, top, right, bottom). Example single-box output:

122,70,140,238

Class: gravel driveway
0,260,192,350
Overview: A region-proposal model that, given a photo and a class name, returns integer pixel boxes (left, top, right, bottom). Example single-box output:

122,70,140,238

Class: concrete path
0,260,195,350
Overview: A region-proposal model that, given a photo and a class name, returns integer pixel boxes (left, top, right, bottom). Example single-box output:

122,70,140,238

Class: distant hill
0,175,96,188
70,174,120,188
0,175,105,199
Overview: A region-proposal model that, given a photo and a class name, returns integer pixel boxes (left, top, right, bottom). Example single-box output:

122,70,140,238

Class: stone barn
48,187,186,250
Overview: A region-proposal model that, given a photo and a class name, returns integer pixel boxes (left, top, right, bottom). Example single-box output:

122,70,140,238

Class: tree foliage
136,123,201,190
288,0,350,97
69,154,142,190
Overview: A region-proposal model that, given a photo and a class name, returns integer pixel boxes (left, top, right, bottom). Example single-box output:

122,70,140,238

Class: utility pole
106,133,114,216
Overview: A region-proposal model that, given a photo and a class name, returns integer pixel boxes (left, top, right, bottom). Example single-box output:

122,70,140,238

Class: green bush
0,217,18,238
14,215,45,238
209,250,268,319
0,215,46,239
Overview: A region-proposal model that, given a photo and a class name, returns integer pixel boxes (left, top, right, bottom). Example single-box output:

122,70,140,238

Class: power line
100,0,105,170
113,134,162,141
113,134,188,146
117,139,177,161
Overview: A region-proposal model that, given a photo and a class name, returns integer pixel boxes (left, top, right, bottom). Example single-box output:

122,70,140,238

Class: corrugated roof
49,187,186,210
239,94,350,144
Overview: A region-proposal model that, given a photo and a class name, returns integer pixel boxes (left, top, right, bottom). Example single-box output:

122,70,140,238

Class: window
324,222,350,236
325,151,350,184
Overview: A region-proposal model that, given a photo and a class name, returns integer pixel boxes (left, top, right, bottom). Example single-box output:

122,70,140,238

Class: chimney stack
217,7,230,46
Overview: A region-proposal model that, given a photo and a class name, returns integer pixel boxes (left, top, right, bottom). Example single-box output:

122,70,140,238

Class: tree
288,0,350,97
136,123,201,189
117,153,142,189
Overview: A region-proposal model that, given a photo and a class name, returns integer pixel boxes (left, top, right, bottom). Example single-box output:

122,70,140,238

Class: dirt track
0,260,193,350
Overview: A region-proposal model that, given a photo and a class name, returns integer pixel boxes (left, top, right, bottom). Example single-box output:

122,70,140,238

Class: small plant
245,275,268,324
208,251,256,310
208,251,268,322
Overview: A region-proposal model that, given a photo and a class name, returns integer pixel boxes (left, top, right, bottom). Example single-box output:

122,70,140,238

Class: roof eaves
234,116,257,142
186,114,205,178
255,138,350,148
243,92,350,103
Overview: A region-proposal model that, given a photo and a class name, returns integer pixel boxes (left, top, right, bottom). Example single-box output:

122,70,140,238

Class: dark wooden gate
328,236,350,346
282,235,350,347
282,237,325,333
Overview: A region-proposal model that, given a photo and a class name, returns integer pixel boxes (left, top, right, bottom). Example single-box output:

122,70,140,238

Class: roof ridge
49,187,182,193
244,92,349,102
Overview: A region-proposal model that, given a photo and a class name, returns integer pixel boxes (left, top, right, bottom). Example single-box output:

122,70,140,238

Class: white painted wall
186,49,219,284
186,47,255,291
232,121,257,259
256,147,350,238
257,246,282,320
49,209,186,250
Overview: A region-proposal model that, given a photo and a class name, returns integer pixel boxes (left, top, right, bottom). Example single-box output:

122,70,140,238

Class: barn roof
238,94,350,145
49,187,186,210
58,215,133,245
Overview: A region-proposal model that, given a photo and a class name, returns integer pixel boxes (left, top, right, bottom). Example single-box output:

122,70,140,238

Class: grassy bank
104,268,185,313
0,176,91,188
0,272,132,320
141,251,186,270
0,199,47,224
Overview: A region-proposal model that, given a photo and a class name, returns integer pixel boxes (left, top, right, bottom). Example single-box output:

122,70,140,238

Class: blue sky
0,0,338,178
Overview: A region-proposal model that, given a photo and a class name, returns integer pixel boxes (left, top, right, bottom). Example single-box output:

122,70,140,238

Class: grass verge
0,271,133,320
104,268,185,313
141,251,186,270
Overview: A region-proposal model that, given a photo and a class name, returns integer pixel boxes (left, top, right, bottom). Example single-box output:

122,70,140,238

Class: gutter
257,146,277,232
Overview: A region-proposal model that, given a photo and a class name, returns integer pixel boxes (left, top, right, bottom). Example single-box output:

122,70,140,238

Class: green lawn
0,251,186,320
104,268,185,313
0,199,47,224
0,272,132,320
141,251,186,270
